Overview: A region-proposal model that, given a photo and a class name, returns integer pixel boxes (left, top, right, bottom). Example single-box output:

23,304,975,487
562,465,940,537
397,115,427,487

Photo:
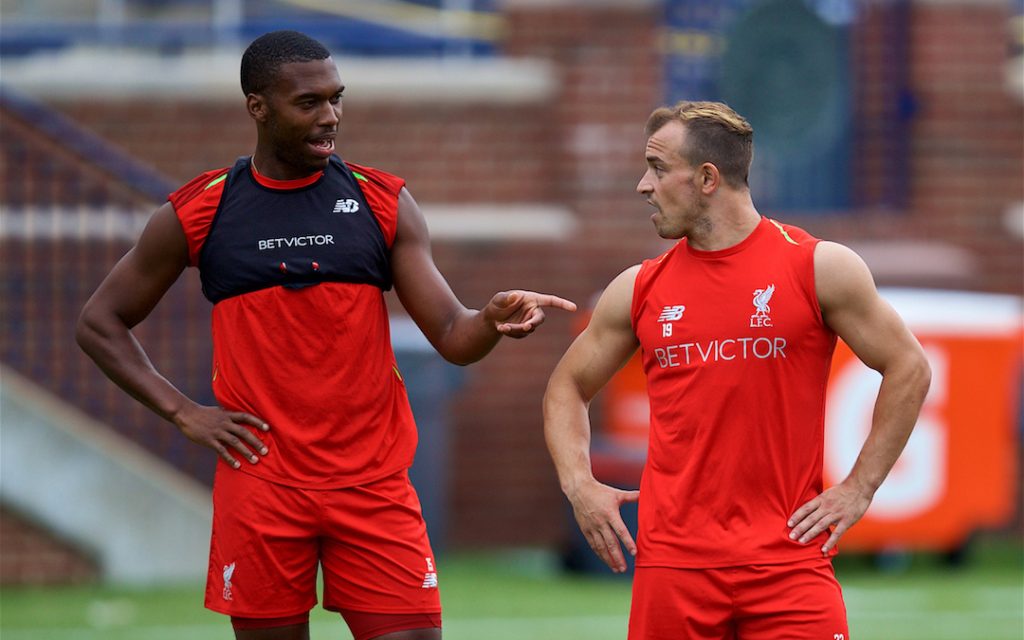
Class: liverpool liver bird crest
752,284,775,318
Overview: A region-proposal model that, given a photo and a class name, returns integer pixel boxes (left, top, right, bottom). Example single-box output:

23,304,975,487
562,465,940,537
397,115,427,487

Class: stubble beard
657,196,711,241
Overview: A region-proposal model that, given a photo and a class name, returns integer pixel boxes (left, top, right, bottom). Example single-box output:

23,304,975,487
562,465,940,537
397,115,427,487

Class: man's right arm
75,203,269,469
543,265,642,573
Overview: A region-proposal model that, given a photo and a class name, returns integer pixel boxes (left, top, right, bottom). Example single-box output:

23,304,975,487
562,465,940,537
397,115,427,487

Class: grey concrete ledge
0,48,556,103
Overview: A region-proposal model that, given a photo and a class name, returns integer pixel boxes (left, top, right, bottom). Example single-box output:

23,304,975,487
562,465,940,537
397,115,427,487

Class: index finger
229,411,270,432
530,293,577,312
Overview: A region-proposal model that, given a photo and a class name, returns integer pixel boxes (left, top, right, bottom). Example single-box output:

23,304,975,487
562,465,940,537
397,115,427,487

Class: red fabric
168,167,229,266
630,217,838,568
340,610,442,640
628,559,848,639
251,167,323,190
206,469,440,618
209,282,416,488
346,161,405,245
231,613,309,630
171,161,417,489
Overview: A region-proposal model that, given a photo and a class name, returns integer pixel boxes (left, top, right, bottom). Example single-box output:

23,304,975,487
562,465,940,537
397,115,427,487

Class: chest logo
750,284,775,328
657,304,686,337
333,198,360,214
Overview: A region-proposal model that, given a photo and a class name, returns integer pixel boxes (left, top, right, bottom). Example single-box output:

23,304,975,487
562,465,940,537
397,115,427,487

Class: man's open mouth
309,135,336,157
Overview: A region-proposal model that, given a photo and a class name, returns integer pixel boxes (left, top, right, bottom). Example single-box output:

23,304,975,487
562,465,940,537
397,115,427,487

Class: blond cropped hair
645,101,753,188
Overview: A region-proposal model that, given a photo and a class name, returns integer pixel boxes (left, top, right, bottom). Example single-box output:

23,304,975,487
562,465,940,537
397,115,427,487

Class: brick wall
1,105,211,456
0,506,99,585
799,2,1022,294
906,3,1022,292
3,2,1021,564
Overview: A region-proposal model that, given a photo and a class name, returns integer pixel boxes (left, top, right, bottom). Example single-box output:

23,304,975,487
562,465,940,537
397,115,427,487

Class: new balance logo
658,305,686,322
422,557,438,589
333,199,360,213
658,305,685,337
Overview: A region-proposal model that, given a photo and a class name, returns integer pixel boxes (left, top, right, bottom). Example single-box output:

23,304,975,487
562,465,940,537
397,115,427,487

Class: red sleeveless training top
630,216,838,567
169,160,418,489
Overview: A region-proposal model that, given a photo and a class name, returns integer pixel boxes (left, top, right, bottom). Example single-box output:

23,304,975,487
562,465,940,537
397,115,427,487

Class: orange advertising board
595,289,1022,551
822,290,1022,551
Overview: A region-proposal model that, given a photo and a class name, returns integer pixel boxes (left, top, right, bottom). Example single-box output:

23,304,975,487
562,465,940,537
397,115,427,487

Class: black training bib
198,156,392,303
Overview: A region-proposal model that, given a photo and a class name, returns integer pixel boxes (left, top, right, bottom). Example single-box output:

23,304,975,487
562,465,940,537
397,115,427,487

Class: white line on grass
5,607,1021,640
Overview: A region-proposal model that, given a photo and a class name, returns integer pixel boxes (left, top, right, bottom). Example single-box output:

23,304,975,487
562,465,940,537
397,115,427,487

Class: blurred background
1,0,1021,638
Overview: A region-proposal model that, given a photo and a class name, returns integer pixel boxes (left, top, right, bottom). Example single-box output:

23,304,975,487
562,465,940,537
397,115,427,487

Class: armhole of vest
171,169,228,268
197,159,246,270
805,238,828,331
346,161,402,248
629,262,648,334
378,187,400,248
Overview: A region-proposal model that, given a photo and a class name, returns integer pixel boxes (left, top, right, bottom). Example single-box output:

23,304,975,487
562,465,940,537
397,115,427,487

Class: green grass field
2,539,1020,640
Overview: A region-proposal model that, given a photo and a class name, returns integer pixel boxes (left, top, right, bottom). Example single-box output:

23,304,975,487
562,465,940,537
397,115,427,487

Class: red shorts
628,558,849,640
205,467,441,620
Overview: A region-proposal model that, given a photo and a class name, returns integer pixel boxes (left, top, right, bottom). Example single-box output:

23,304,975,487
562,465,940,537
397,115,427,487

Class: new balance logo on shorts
421,557,438,589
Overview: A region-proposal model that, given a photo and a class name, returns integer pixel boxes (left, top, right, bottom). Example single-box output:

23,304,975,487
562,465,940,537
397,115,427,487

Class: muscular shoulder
594,265,641,332
609,264,642,297
814,241,877,314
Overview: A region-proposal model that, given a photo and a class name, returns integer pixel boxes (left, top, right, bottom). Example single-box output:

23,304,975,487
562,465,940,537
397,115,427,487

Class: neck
685,192,761,252
250,150,323,181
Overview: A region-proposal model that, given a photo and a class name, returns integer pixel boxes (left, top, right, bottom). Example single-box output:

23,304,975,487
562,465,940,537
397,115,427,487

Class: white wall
0,366,212,584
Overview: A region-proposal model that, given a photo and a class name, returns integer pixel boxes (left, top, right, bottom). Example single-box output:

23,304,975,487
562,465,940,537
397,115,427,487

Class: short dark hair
240,30,331,96
645,101,754,188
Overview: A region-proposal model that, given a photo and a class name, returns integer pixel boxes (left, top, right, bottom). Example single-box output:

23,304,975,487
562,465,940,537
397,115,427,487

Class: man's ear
246,93,268,123
699,162,721,195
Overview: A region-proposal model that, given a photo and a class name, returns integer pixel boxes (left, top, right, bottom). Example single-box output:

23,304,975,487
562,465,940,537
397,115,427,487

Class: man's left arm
788,241,931,554
390,187,576,365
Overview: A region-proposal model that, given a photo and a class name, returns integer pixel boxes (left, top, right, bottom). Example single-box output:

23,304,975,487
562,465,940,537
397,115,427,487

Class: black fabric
198,156,392,304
